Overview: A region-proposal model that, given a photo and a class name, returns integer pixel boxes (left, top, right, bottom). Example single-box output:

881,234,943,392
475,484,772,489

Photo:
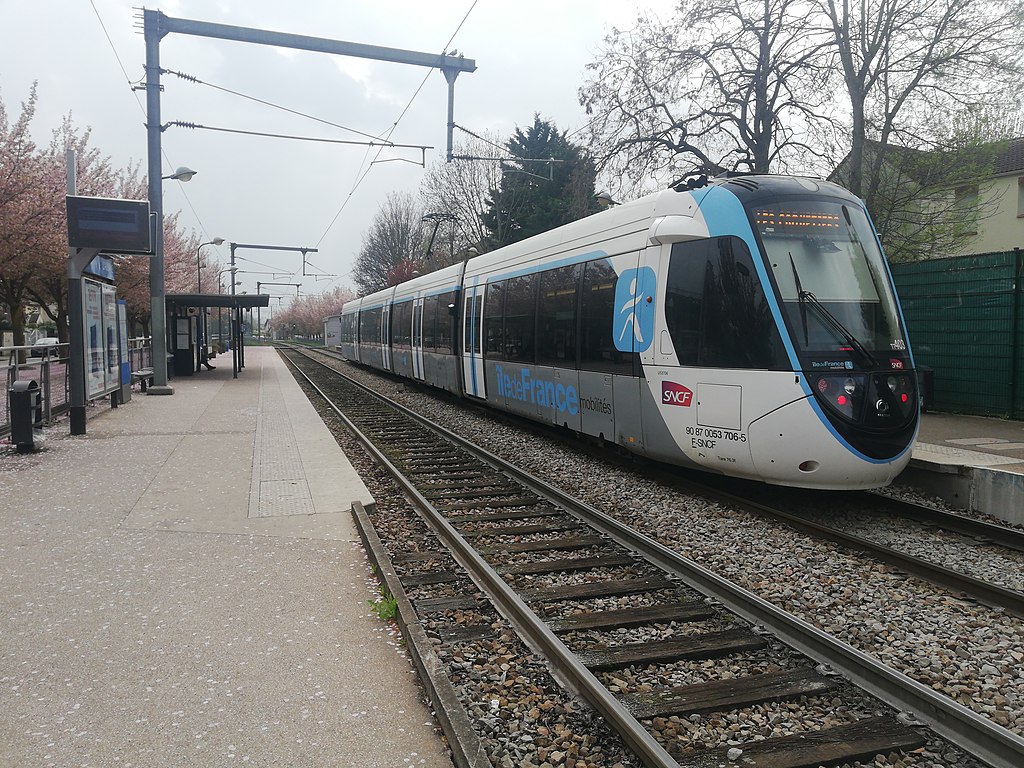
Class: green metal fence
891,250,1024,419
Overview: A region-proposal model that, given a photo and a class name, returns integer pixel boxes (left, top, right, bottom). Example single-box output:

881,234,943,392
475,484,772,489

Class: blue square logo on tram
613,266,656,353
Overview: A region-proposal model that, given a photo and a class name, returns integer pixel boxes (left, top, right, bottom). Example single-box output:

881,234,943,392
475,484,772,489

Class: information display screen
67,196,152,253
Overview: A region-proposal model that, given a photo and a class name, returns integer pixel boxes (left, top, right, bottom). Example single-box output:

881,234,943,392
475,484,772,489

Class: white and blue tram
340,175,919,489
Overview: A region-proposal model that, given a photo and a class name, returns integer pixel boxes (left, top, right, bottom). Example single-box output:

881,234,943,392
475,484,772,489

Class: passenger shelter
166,293,270,379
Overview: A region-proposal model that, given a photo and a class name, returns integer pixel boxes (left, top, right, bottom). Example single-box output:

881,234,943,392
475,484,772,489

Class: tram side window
339,314,354,344
359,307,382,345
665,237,786,370
422,295,438,351
437,290,457,354
504,275,537,363
392,301,413,349
464,292,483,354
580,259,635,375
483,281,505,358
537,265,580,368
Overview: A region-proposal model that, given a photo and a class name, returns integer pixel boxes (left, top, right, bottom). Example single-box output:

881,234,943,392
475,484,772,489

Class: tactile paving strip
249,365,316,518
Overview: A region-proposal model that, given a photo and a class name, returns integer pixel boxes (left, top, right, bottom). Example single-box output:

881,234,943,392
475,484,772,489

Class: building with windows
958,137,1024,255
831,137,1024,260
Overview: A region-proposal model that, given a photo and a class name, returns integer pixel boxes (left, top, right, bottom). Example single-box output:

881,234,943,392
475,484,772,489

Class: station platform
907,412,1024,525
0,346,453,768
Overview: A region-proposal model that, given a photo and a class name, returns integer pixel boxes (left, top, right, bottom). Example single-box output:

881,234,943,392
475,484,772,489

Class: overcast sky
1,0,675,301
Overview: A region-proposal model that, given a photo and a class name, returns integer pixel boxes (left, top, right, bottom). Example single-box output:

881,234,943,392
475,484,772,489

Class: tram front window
751,200,907,365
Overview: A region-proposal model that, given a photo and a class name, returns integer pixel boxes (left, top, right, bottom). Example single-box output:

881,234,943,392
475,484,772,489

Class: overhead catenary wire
313,0,480,250
88,2,217,242
162,68,393,145
164,121,433,153
103,1,483,294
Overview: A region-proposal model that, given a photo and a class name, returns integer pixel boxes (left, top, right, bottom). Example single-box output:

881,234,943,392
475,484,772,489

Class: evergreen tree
482,116,599,249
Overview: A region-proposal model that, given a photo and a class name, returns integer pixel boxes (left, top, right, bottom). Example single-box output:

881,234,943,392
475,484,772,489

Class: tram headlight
868,372,917,422
893,374,916,417
815,374,866,422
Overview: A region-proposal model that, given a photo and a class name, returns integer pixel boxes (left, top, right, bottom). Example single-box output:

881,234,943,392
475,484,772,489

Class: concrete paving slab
0,346,452,768
911,442,1024,469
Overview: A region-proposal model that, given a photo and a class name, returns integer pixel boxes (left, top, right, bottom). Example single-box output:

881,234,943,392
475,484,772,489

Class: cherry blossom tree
269,286,354,339
28,117,117,342
0,84,43,348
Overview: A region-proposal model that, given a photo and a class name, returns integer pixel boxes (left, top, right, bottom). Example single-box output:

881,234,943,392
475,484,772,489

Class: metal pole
1010,248,1022,419
442,67,459,162
66,149,87,435
158,12,475,75
230,243,238,378
196,244,203,372
240,306,246,369
144,10,173,394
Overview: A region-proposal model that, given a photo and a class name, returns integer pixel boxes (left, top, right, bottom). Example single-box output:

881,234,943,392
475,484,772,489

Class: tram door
461,284,486,399
381,303,392,371
412,297,425,381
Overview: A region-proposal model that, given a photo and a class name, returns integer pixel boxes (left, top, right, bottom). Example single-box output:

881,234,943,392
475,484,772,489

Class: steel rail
673,481,1024,617
281,349,681,768
864,491,1024,553
284,348,1024,768
463,451,1024,768
772,509,1024,615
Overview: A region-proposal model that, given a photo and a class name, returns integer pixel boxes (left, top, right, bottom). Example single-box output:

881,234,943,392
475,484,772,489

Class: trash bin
917,365,934,413
9,379,43,453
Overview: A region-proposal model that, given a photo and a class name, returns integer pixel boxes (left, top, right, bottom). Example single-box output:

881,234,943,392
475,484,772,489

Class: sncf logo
662,381,693,407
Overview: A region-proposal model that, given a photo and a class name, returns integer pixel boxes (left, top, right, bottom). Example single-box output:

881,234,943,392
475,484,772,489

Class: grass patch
367,585,398,621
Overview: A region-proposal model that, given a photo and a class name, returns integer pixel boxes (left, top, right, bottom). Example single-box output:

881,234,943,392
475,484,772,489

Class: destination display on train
752,208,842,233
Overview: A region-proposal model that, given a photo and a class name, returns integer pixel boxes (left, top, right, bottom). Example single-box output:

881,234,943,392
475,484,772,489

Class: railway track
310,344,1024,618
280,345,1024,768
669,479,1024,618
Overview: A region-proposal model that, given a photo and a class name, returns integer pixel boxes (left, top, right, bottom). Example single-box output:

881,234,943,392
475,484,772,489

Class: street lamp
162,166,197,182
196,237,225,292
147,162,199,394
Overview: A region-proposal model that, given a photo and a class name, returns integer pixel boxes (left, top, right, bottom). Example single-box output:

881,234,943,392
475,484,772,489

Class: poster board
118,300,130,386
83,277,121,400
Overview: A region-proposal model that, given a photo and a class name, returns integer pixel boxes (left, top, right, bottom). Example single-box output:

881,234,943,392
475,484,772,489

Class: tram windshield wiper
789,253,809,344
788,251,876,368
798,290,878,369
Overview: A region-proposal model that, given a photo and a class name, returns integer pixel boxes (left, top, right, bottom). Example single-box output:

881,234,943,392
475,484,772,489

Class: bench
131,368,155,392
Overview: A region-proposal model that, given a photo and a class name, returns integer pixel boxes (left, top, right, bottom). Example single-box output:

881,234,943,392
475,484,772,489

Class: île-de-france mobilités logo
613,267,656,353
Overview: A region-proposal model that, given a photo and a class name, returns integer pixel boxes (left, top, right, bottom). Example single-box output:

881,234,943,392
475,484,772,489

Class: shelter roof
166,293,270,308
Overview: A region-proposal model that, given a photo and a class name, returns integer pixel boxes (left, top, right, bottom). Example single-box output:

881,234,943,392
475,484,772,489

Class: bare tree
579,0,834,197
351,191,426,296
820,0,1023,259
419,132,504,260
821,0,1023,202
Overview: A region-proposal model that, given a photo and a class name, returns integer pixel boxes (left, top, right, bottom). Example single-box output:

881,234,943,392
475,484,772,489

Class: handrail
0,338,154,436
